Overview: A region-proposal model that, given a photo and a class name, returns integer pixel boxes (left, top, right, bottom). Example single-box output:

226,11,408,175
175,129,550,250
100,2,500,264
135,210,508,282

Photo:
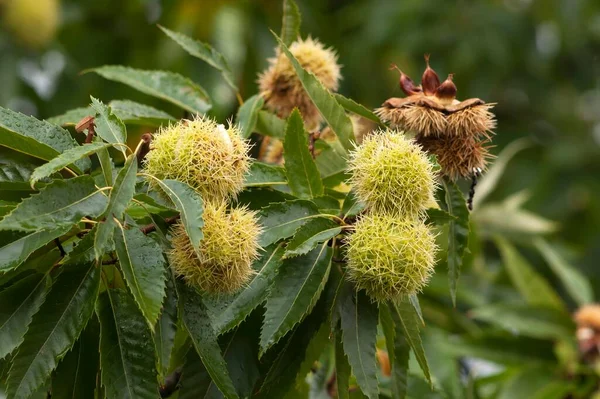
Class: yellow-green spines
169,201,262,294
348,129,437,218
144,116,251,202
3,0,59,49
346,214,437,302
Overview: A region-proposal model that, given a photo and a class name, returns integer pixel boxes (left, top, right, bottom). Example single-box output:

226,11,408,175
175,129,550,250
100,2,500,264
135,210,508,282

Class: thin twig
140,215,180,235
54,238,66,257
308,131,320,159
137,133,152,167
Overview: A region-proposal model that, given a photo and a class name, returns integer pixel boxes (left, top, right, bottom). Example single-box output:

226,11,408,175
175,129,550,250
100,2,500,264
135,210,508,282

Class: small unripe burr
435,74,457,106
421,54,441,96
169,201,262,294
346,214,437,302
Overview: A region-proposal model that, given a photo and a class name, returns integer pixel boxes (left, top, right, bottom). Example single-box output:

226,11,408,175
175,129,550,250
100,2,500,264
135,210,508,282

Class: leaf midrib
106,289,136,399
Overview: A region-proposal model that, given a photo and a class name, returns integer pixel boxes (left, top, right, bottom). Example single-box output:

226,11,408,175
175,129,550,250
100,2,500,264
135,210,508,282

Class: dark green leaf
284,218,341,257
495,237,565,311
159,25,238,91
441,179,470,306
259,200,320,247
97,146,113,186
236,94,265,138
154,273,178,380
95,154,138,260
153,179,204,258
244,162,287,187
179,284,239,399
0,148,41,191
90,97,127,147
392,299,431,384
52,316,100,399
280,0,301,46
0,274,50,359
0,176,107,232
0,106,88,172
206,244,285,334
48,101,175,128
425,208,456,226
471,303,573,339
114,224,166,327
273,33,354,152
255,110,286,139
497,366,573,399
0,226,70,273
333,93,382,124
7,261,101,398
97,289,159,399
339,290,379,399
335,330,351,399
388,305,410,399
294,316,331,387
534,238,593,306
30,142,112,186
88,66,211,114
341,191,365,219
178,348,212,399
283,109,324,199
260,243,332,354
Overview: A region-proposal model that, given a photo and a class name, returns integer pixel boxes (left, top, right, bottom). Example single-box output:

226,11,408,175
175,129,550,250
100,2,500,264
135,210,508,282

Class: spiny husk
574,304,600,330
446,103,496,138
348,129,437,219
3,0,59,49
144,116,250,202
417,134,492,181
346,214,437,302
258,37,341,130
169,201,262,294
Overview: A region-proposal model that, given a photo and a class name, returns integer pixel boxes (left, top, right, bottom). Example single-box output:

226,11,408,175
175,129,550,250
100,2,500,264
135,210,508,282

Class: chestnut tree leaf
258,200,320,247
255,111,286,139
283,109,324,199
280,0,301,46
334,93,382,124
236,94,265,138
88,66,211,114
244,162,287,187
153,273,178,380
284,218,341,258
90,97,127,148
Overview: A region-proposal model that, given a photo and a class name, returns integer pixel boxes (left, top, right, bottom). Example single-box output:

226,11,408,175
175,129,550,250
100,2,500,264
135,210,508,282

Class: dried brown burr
376,55,496,181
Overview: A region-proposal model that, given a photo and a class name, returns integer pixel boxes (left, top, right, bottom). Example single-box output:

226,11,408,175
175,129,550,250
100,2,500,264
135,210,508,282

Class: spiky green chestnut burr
144,116,251,202
346,214,437,302
348,129,437,219
169,201,262,294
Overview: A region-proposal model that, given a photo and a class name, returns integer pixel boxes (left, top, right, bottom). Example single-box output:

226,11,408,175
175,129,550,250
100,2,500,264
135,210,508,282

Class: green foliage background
2,0,600,397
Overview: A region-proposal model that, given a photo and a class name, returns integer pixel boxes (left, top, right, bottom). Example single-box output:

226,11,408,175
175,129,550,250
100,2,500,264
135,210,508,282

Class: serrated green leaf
7,261,101,399
0,148,40,192
0,176,108,232
333,93,382,124
471,303,573,339
284,218,341,258
90,97,127,148
236,94,265,139
52,316,100,399
388,305,410,399
255,110,286,139
97,145,113,186
0,106,88,172
273,33,354,152
341,191,365,219
152,179,204,258
335,330,351,399
495,237,565,312
97,289,159,399
425,208,456,226
178,348,211,399
206,244,285,334
283,109,324,199
339,290,379,399
392,299,431,385
89,66,211,114
0,226,70,273
294,316,330,388
159,25,238,91
154,274,178,380
179,283,239,399
534,238,593,307
30,142,112,186
441,179,470,306
48,101,176,128
259,200,320,247
260,243,332,354
280,0,301,46
408,294,424,325
95,154,138,260
114,224,166,328
0,274,50,359
244,162,287,187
